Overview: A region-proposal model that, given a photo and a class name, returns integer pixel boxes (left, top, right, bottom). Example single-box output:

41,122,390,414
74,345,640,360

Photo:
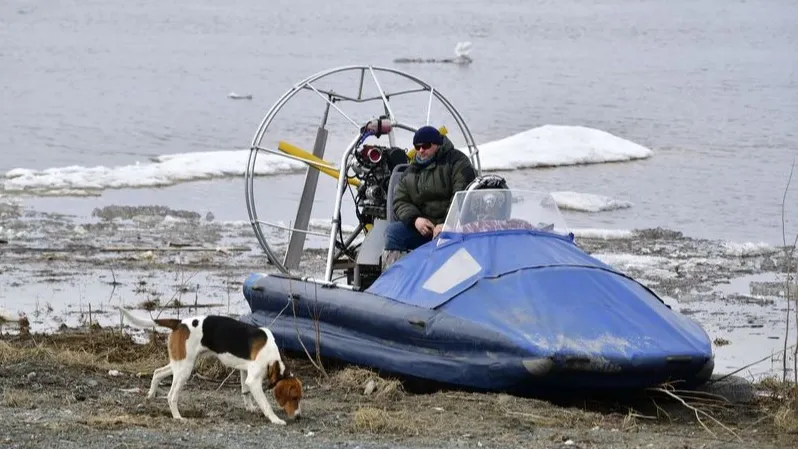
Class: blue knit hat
413,126,443,146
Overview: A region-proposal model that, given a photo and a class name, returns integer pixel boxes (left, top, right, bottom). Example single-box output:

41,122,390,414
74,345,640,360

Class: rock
363,380,376,396
696,374,756,403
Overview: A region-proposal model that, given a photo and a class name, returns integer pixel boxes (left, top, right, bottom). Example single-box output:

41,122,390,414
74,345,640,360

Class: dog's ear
267,360,281,387
273,379,287,406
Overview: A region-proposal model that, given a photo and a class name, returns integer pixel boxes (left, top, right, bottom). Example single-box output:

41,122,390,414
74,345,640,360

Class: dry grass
79,413,162,430
350,406,417,434
0,329,240,383
755,377,798,433
193,356,231,381
2,388,37,408
329,367,404,401
0,330,167,375
773,402,798,433
1,388,70,409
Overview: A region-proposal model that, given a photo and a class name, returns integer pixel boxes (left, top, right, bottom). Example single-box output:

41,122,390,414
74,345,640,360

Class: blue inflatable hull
241,229,714,394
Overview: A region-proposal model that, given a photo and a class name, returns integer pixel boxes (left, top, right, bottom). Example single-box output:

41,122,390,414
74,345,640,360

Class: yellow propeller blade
277,141,360,187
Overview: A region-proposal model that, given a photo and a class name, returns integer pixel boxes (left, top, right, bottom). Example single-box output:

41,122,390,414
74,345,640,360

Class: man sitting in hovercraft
384,125,477,252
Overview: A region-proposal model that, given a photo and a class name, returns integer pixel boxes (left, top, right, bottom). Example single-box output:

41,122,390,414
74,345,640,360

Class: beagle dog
116,306,302,424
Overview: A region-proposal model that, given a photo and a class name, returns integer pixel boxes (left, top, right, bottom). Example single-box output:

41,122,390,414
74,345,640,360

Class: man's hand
432,224,444,238
414,217,434,237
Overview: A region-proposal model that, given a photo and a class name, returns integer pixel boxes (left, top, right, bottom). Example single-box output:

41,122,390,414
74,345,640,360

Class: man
384,125,477,251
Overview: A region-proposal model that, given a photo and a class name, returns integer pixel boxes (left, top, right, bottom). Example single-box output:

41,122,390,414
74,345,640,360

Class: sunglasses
414,142,433,150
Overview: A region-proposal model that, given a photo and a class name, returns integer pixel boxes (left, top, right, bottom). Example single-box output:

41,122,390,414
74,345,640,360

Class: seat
385,163,409,222
354,163,409,289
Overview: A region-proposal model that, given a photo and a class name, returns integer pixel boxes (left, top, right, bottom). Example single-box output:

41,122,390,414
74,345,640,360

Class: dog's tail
116,306,182,330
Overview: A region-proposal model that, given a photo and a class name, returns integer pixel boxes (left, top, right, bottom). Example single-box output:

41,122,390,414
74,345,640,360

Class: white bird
453,41,473,64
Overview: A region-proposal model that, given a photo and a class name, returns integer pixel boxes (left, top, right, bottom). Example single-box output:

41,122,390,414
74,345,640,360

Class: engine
350,143,409,225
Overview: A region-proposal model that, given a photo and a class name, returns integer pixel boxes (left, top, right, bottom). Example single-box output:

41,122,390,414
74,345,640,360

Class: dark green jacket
393,137,477,227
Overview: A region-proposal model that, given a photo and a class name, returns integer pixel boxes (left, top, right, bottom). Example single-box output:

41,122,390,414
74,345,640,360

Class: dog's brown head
268,361,303,420
274,376,303,419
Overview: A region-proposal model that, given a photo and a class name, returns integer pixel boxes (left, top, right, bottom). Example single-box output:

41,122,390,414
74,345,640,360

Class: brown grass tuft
79,413,161,430
1,389,69,409
329,366,374,388
0,329,167,374
773,404,798,433
770,384,798,433
330,367,404,401
194,355,230,380
350,406,417,435
750,377,798,433
0,341,20,364
758,376,790,397
2,389,37,408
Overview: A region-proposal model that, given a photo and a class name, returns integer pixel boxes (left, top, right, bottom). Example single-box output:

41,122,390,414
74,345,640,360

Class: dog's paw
270,417,287,425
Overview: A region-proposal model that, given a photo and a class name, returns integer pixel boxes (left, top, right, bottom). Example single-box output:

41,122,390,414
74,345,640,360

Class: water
4,0,798,382
2,0,797,245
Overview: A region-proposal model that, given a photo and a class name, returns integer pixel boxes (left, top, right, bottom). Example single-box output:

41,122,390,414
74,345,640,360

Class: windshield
441,189,570,236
